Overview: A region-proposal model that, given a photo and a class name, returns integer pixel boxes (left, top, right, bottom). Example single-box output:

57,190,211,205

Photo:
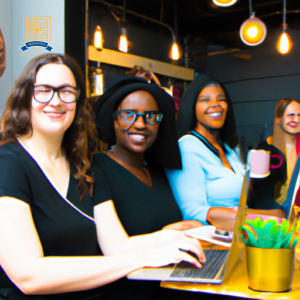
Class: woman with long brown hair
0,54,203,300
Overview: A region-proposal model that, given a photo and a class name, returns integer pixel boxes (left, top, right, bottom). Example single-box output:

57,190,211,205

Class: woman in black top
93,76,206,234
91,76,206,299
0,55,203,300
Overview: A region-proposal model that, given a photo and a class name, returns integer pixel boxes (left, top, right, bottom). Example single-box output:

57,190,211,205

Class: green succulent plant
241,216,299,249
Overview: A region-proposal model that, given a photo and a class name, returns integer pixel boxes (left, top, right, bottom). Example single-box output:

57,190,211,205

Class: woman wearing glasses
0,56,203,300
92,76,205,299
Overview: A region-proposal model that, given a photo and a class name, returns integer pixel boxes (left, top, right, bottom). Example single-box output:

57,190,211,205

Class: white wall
0,0,65,114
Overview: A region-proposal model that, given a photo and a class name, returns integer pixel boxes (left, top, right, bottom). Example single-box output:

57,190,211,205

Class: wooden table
161,245,300,299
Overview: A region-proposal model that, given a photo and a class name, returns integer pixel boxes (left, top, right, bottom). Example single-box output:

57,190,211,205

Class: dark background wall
67,0,300,157
202,28,300,154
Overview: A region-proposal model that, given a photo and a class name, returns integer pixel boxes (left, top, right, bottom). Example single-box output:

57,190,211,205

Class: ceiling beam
88,45,194,80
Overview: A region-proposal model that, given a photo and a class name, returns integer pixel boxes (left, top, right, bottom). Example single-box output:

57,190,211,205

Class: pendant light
240,0,267,46
170,40,180,60
92,26,104,96
169,1,181,60
118,0,128,53
119,27,128,53
93,25,104,51
276,0,293,55
212,0,238,7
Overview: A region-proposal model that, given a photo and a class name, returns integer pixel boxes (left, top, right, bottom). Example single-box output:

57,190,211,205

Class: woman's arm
246,208,286,218
94,200,205,261
206,207,286,232
206,207,237,232
162,220,204,231
0,197,203,295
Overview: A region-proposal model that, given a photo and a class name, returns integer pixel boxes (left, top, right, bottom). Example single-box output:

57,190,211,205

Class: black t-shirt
90,153,183,300
92,153,183,235
0,141,103,299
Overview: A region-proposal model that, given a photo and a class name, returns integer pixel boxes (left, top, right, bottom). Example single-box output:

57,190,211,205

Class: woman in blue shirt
166,75,245,231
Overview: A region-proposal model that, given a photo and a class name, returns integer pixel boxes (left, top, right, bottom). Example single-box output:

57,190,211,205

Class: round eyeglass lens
34,86,53,103
119,111,136,123
59,87,77,102
146,112,161,124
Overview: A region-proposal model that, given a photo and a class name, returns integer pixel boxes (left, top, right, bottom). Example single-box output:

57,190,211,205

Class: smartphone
212,229,233,242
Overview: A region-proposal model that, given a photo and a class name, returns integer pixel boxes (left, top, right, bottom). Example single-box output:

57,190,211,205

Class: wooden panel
88,45,194,80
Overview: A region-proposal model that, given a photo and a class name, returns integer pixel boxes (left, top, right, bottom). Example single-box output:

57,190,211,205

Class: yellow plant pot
246,246,295,292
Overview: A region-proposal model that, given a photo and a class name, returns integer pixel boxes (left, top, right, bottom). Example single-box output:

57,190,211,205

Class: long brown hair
0,54,99,197
271,98,300,156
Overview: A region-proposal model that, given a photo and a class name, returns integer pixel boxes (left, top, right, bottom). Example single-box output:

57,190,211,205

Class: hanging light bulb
276,0,293,55
93,25,103,50
212,0,238,7
277,31,293,55
169,2,181,60
118,0,129,53
240,15,267,46
94,68,104,96
89,67,104,96
170,41,180,60
118,27,128,53
239,0,266,46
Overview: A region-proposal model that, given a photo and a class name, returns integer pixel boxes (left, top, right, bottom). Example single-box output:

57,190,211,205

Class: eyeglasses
33,84,80,104
113,110,163,130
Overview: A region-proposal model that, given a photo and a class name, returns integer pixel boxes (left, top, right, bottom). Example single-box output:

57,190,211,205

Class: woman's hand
142,230,205,268
162,220,204,231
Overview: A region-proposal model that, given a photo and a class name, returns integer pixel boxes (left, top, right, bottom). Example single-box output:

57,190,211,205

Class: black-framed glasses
113,110,163,130
33,84,80,104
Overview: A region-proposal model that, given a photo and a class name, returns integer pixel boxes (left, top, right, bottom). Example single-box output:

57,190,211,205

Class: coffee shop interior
65,0,300,158
1,0,300,299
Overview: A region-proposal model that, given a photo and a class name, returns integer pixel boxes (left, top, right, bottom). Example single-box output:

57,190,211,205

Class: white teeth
130,134,145,141
209,112,221,117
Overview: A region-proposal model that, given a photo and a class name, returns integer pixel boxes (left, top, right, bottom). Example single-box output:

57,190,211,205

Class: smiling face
31,63,77,138
0,28,6,77
194,84,228,132
114,90,160,153
280,101,300,135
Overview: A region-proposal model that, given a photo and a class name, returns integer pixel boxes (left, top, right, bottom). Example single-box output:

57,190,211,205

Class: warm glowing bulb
118,34,128,53
93,25,103,50
276,32,293,55
170,42,180,60
247,27,258,38
240,16,267,46
212,0,237,7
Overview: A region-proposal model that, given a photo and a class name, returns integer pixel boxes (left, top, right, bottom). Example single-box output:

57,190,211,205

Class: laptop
127,170,250,284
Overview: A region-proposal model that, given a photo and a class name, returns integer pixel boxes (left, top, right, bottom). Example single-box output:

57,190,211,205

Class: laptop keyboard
170,250,229,280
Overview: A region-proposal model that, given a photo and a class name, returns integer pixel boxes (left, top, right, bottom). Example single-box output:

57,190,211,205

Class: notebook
127,170,250,284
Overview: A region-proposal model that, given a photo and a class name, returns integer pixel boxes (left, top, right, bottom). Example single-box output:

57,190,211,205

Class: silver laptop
127,170,250,284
